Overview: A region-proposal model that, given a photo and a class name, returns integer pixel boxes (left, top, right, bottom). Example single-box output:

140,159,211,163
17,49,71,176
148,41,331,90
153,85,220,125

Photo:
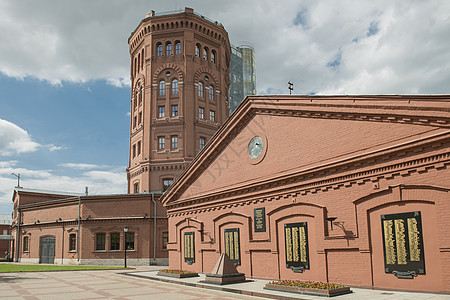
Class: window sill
69,250,77,253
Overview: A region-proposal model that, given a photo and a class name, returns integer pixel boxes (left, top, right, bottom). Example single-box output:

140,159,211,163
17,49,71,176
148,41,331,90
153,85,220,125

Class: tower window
171,105,178,117
166,43,172,55
171,136,178,149
132,144,136,158
163,178,174,191
211,50,216,63
159,80,165,96
138,91,142,105
198,82,204,97
137,53,140,71
138,112,142,124
199,107,204,119
134,182,139,193
200,137,206,150
210,110,215,122
157,43,163,56
172,79,178,94
203,47,208,60
158,136,165,150
133,116,137,128
158,106,165,118
209,86,214,101
175,42,181,54
195,44,200,57
137,141,141,155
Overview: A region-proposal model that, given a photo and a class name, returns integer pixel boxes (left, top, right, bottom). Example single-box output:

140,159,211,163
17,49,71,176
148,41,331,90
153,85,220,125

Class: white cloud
0,1,448,93
106,77,131,88
47,144,66,152
59,163,107,170
0,119,40,155
0,162,127,210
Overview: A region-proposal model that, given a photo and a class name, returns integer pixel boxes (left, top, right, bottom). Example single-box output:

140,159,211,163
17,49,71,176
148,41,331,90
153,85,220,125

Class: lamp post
124,226,128,268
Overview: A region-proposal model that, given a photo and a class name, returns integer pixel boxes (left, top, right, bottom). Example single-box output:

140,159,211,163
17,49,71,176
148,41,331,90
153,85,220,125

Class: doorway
40,237,55,264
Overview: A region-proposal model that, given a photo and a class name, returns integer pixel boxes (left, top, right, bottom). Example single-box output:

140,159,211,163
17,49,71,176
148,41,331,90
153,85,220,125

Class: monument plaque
284,222,309,272
224,228,241,265
184,232,195,264
254,207,266,232
381,211,425,278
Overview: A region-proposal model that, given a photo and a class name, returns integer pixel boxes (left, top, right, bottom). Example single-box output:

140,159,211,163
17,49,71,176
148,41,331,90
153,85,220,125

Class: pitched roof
160,95,450,208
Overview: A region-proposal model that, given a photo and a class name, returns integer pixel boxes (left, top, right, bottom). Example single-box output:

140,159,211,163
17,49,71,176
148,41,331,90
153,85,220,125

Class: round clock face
248,136,264,159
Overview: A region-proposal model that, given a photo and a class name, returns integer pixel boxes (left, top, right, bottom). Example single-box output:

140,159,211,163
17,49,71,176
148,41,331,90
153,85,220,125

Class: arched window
172,79,178,95
195,44,200,57
166,43,172,55
159,80,165,96
157,43,163,56
209,86,214,101
175,42,181,54
137,53,140,71
203,47,208,60
211,50,216,63
198,82,204,97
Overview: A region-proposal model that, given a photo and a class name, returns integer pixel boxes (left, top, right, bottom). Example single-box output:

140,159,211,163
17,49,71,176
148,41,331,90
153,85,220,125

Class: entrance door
40,237,55,264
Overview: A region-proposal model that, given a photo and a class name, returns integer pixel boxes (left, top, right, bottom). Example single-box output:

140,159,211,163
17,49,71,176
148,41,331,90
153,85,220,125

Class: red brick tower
127,8,231,193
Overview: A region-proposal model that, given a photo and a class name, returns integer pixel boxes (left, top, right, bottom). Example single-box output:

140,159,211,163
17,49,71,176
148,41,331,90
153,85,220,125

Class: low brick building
161,95,450,292
0,215,12,260
10,188,167,265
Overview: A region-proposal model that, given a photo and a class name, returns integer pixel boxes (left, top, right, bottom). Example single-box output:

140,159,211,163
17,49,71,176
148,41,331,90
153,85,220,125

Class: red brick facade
10,189,167,265
162,95,450,292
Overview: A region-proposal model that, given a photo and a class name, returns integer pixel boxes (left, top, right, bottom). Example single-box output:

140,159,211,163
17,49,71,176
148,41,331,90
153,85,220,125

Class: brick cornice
166,140,450,216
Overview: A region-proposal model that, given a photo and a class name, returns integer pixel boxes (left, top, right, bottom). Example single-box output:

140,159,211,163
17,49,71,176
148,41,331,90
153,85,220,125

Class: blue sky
1,0,449,214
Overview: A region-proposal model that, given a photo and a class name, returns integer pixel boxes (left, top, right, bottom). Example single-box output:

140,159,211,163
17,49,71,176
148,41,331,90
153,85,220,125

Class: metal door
40,236,55,264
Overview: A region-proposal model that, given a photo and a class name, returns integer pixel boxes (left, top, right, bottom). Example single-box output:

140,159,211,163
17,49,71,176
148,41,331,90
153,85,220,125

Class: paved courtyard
1,266,449,300
0,267,255,300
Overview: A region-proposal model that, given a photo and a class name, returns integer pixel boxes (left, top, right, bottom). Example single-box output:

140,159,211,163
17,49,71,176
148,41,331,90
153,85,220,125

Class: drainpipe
8,223,12,261
77,196,81,262
61,223,64,265
15,208,20,262
152,193,156,262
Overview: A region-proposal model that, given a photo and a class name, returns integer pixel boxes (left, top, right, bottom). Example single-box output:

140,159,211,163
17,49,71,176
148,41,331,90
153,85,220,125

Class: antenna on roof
11,173,21,188
288,81,294,95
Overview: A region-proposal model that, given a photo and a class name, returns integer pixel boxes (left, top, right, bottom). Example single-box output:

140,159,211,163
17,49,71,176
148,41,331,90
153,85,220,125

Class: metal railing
148,9,219,25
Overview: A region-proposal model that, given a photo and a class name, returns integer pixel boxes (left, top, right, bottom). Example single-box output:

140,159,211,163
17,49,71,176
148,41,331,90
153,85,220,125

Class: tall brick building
127,7,231,194
9,8,232,266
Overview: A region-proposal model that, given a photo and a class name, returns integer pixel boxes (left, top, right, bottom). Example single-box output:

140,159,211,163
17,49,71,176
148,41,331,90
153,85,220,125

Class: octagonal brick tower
127,7,231,193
